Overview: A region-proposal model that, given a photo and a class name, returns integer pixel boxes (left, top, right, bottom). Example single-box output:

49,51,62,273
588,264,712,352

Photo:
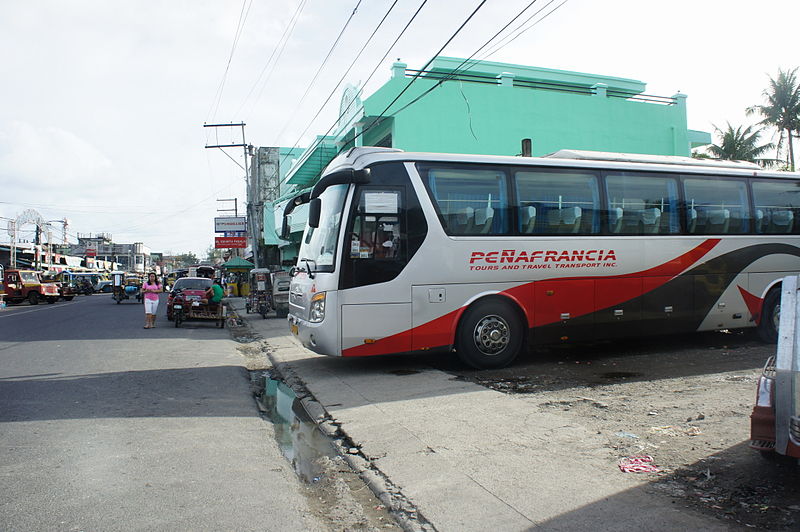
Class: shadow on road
0,365,253,422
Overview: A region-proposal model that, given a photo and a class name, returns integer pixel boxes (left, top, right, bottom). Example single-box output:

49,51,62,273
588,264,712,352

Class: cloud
0,122,115,189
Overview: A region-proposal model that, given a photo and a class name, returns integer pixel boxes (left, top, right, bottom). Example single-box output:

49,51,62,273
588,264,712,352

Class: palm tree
707,123,775,166
747,68,800,171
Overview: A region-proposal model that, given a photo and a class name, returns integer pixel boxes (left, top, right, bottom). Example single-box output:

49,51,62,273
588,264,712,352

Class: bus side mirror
308,198,321,228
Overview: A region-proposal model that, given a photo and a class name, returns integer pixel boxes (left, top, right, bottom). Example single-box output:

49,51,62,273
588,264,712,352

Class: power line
277,0,430,173
237,0,308,118
207,0,254,122
271,0,366,145
339,0,492,150
272,0,401,148
352,0,570,148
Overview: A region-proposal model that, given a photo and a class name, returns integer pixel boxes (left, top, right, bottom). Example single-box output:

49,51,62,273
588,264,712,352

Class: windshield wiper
299,257,316,279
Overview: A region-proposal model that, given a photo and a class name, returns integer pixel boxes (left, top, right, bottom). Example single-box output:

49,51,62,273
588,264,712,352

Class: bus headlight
309,292,326,323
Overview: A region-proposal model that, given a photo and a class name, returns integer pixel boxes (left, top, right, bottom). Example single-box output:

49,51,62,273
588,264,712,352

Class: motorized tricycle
171,286,226,328
111,271,143,304
245,268,274,318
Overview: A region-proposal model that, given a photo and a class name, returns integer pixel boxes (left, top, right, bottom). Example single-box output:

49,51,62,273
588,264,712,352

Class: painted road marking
0,299,83,318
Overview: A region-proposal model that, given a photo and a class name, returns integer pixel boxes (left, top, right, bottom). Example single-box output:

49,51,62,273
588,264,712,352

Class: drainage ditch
250,370,409,531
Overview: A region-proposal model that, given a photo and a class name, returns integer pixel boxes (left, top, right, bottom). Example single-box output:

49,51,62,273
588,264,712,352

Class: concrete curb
225,299,434,532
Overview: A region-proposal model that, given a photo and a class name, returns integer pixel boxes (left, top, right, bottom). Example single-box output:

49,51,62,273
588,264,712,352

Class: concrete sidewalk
230,298,737,532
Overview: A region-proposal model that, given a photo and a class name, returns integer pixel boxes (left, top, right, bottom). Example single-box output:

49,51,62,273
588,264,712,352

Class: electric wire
207,0,254,122
271,0,369,145
352,0,570,147
235,0,308,117
277,0,430,174
241,0,309,118
272,0,401,150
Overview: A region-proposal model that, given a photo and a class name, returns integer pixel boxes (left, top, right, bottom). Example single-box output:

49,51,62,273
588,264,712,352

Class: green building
265,56,711,263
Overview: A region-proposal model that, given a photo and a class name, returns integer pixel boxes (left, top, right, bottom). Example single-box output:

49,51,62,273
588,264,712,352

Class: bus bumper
287,314,339,356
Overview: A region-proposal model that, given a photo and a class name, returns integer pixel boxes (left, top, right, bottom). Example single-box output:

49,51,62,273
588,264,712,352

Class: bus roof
325,147,800,180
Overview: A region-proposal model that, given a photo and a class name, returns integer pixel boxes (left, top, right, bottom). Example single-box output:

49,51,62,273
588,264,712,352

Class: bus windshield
298,184,348,272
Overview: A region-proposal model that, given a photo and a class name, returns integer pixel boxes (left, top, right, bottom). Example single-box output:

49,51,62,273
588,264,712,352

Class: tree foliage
707,123,775,166
747,68,800,170
174,252,199,267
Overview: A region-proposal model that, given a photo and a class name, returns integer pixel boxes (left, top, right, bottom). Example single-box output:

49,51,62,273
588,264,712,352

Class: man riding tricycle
170,277,226,328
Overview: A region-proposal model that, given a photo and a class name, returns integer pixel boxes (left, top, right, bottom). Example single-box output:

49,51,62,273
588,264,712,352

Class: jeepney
2,269,60,305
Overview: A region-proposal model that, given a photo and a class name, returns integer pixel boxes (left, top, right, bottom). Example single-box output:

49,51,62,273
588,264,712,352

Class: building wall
364,75,690,157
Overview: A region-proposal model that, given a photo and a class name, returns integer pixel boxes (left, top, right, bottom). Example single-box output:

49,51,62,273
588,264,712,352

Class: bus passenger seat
641,208,661,234
547,206,582,233
755,209,766,233
770,210,794,233
687,208,698,233
452,206,474,234
705,209,730,234
521,206,537,234
473,206,495,234
609,207,623,234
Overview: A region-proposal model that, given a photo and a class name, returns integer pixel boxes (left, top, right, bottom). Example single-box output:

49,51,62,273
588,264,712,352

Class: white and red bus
286,147,800,368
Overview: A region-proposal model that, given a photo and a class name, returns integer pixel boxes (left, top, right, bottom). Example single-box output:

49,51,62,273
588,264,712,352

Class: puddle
388,369,420,376
254,373,336,483
599,371,643,380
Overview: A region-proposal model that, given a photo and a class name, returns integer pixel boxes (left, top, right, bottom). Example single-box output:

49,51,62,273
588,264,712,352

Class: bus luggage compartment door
532,279,595,344
340,303,412,356
594,277,643,339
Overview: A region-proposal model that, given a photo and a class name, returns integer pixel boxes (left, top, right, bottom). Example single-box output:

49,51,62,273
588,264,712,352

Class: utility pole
204,122,258,266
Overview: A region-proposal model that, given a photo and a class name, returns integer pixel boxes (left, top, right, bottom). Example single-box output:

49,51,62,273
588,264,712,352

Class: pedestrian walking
142,272,162,329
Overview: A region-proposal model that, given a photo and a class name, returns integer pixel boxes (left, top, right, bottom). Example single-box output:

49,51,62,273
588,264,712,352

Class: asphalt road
0,294,324,531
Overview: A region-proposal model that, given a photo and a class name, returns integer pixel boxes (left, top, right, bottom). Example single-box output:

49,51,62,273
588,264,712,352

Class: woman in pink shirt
142,272,162,329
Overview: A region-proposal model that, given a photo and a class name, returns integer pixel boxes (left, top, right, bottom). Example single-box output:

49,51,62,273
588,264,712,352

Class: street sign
214,216,247,233
215,236,247,248
224,231,246,237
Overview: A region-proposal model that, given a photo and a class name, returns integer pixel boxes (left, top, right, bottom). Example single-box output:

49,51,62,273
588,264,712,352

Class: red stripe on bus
737,286,763,325
342,239,720,357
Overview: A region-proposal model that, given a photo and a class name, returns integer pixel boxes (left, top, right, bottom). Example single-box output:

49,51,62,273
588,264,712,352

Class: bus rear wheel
758,288,781,344
456,298,524,369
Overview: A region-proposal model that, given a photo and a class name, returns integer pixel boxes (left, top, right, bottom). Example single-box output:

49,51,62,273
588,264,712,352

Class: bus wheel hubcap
474,315,509,355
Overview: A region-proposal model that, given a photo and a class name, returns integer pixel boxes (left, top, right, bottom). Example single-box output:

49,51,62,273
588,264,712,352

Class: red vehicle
166,276,212,321
3,269,60,305
750,278,800,460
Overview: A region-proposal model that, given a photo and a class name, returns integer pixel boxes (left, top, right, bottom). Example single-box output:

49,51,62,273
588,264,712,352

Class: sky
1,0,798,257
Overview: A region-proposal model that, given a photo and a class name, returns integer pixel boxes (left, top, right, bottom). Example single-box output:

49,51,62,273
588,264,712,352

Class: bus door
339,187,412,353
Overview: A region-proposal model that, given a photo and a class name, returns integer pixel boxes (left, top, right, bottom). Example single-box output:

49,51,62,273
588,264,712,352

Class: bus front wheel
758,288,781,344
456,298,524,369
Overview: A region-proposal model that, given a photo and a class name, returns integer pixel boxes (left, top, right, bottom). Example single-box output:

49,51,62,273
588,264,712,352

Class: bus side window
515,169,600,235
684,177,751,235
752,180,800,234
605,173,680,235
424,167,508,235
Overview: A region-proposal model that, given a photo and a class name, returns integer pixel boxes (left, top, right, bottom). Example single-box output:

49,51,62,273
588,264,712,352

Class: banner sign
215,236,247,249
215,217,247,233
85,248,97,257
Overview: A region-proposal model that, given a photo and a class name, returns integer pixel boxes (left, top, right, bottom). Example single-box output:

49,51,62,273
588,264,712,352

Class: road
0,294,324,531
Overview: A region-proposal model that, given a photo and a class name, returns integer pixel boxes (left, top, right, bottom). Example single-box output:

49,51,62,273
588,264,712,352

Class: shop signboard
215,217,247,233
215,236,247,249
85,248,97,257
